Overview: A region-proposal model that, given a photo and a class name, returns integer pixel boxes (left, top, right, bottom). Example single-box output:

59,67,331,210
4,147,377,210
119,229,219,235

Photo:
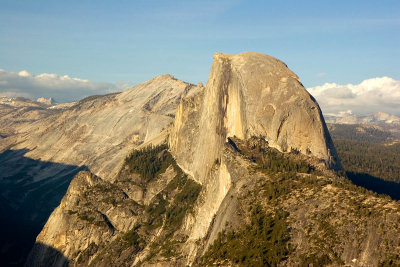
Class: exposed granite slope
12,74,199,180
1,75,200,265
169,52,341,263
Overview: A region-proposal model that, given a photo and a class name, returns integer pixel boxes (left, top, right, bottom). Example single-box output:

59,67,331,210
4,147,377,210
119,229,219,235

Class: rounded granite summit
170,51,341,179
168,51,342,264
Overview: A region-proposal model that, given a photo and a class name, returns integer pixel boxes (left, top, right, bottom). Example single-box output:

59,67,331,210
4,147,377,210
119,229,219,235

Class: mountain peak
212,52,299,80
168,52,341,262
171,52,340,175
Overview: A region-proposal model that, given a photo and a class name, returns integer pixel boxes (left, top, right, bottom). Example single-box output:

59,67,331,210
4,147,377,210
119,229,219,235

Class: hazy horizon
1,67,399,117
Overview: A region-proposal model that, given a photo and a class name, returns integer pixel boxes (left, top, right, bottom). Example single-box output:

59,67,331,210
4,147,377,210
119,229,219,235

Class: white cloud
308,77,400,116
0,69,131,103
18,70,32,77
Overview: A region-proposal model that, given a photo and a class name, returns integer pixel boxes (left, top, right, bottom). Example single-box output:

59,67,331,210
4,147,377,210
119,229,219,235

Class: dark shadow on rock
0,149,87,266
24,242,69,267
346,171,400,200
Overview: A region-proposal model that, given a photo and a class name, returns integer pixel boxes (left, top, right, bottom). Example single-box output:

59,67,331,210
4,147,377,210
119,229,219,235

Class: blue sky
0,0,399,91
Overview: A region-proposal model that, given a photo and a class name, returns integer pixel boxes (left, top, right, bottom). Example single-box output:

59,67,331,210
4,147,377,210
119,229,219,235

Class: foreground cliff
26,53,400,266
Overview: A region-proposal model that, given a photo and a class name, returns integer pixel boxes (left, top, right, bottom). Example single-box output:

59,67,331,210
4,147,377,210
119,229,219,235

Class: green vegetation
124,143,174,183
122,227,145,253
201,136,394,266
199,138,324,266
73,135,400,266
379,255,400,267
164,165,187,192
256,148,316,174
77,213,96,224
143,160,197,231
145,194,168,228
165,179,201,231
76,212,109,228
231,136,319,175
66,210,77,215
88,223,145,266
200,206,291,266
119,144,203,262
328,123,394,143
327,123,400,198
334,139,400,183
300,253,333,267
143,171,202,261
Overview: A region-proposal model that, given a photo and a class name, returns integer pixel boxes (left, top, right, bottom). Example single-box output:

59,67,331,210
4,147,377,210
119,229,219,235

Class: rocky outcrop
169,52,341,263
26,147,203,267
25,171,144,267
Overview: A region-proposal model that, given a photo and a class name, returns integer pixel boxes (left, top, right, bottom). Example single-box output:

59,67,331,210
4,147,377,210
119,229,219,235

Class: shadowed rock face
0,149,87,266
25,243,68,267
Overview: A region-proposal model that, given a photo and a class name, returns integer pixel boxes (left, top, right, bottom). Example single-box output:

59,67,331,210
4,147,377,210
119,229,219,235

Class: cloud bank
0,69,131,103
307,77,400,116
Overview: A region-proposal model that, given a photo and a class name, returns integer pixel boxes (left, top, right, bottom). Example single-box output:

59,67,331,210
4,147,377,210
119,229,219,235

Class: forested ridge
197,136,400,266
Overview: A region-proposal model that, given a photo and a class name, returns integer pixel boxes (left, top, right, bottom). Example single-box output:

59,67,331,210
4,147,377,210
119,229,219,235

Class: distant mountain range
324,111,400,125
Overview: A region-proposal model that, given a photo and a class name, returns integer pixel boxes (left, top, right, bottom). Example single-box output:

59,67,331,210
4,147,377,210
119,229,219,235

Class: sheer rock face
170,52,340,179
169,52,341,261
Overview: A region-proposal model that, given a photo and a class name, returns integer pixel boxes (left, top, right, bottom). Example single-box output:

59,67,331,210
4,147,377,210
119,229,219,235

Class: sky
0,0,399,114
